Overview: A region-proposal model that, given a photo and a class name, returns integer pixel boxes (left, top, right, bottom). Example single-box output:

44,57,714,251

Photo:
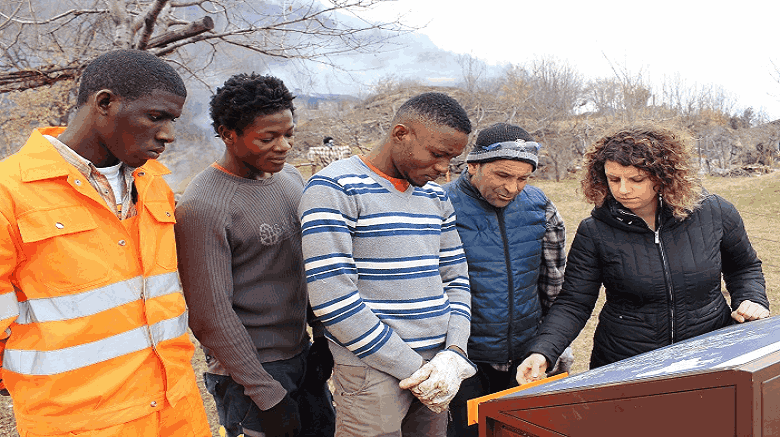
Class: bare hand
515,353,548,385
731,300,770,323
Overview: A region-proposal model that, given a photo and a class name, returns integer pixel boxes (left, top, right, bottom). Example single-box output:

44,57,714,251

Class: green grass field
1,172,778,436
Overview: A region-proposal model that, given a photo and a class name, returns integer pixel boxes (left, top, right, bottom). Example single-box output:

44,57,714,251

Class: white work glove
548,346,574,376
399,349,477,413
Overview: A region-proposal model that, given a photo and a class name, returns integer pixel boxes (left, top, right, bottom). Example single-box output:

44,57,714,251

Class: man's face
468,159,534,208
392,120,469,187
105,90,185,168
222,109,295,179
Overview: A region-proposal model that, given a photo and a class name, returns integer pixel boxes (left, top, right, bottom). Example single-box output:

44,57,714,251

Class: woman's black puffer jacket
527,193,768,369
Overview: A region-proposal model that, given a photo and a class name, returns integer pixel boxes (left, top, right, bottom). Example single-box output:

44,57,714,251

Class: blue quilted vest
444,171,548,363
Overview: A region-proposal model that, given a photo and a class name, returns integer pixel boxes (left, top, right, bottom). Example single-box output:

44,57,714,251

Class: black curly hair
209,73,295,136
77,49,186,106
392,92,472,135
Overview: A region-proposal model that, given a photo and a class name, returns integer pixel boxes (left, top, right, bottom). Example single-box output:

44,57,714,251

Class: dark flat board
504,315,780,399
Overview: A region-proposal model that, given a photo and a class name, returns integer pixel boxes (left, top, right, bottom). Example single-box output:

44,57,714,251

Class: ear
93,89,118,116
390,123,411,144
467,162,479,177
217,125,236,145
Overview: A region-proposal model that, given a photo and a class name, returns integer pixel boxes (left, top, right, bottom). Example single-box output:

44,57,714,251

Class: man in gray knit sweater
175,74,335,437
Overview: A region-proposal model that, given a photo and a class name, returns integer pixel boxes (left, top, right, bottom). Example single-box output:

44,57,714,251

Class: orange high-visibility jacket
0,128,200,435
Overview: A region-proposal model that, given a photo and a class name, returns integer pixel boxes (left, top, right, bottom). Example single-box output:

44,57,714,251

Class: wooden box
479,316,780,437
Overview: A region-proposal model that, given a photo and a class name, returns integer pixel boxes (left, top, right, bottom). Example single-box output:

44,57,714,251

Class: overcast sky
353,0,780,121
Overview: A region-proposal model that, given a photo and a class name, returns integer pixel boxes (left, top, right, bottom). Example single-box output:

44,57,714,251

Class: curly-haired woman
516,126,770,384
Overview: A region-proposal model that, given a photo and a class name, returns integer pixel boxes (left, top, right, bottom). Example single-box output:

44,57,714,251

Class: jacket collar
593,196,674,232
19,127,170,182
18,127,71,182
135,157,170,177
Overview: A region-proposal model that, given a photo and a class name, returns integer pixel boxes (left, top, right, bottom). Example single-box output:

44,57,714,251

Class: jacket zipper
654,222,675,344
496,208,515,362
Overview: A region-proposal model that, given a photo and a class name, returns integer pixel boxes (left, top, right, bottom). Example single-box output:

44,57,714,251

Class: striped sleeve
437,194,472,353
299,174,425,380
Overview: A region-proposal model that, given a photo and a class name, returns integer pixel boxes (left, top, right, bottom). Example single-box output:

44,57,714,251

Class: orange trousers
18,388,211,437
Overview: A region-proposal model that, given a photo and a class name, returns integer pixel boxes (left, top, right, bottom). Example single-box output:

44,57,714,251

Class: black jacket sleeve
716,195,768,311
527,218,603,367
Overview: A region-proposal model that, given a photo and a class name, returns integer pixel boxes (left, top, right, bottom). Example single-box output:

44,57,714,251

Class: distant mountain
255,4,505,96
292,91,360,109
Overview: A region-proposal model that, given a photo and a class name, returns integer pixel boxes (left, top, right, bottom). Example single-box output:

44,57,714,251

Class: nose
506,181,522,196
275,136,293,151
618,178,630,194
433,159,449,175
157,120,176,143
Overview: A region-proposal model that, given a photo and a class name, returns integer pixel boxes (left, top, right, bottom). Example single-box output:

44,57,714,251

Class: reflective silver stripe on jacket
0,291,19,320
15,272,181,324
3,311,188,375
145,271,182,300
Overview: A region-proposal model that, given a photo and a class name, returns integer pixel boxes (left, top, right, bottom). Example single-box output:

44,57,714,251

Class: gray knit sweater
175,163,308,410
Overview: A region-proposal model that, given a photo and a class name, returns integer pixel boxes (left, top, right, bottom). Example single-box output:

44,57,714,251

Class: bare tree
496,64,532,124
772,59,780,103
584,78,621,116
457,53,486,93
600,55,652,122
660,74,735,127
522,58,584,181
0,0,415,94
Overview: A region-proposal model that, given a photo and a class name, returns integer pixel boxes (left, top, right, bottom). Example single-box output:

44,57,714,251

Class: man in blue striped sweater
299,92,476,436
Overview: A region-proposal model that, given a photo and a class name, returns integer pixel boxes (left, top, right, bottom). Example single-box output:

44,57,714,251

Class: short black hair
77,49,186,105
393,92,472,134
210,73,295,136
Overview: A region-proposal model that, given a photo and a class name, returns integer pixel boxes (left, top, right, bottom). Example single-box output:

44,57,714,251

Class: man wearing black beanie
443,123,573,437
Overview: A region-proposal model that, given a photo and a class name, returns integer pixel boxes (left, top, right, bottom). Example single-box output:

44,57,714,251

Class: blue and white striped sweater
299,156,472,380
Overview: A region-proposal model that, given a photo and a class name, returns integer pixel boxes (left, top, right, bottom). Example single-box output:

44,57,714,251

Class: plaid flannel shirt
45,135,137,219
539,200,566,315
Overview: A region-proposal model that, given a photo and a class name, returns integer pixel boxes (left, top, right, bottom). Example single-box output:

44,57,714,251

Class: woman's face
604,160,658,217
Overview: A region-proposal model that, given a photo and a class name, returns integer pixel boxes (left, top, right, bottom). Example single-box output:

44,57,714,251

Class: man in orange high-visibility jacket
0,50,210,437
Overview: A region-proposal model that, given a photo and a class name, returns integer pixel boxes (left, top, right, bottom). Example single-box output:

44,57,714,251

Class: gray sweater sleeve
175,183,287,411
439,199,472,353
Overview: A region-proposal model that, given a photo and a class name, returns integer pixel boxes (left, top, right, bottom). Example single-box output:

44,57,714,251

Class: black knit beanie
466,123,540,170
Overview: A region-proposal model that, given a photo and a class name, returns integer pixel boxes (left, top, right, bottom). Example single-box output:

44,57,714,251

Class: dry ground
2,171,779,436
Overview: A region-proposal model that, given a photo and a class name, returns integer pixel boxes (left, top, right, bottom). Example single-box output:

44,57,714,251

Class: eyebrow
150,109,178,119
432,146,457,157
605,173,644,178
260,125,296,135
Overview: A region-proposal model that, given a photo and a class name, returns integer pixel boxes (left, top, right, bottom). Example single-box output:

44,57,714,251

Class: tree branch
106,0,133,48
0,0,417,95
0,65,82,93
145,15,214,49
0,1,24,32
136,0,172,49
0,8,106,26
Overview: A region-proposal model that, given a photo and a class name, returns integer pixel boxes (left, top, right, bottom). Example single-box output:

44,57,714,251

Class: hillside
288,82,779,184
